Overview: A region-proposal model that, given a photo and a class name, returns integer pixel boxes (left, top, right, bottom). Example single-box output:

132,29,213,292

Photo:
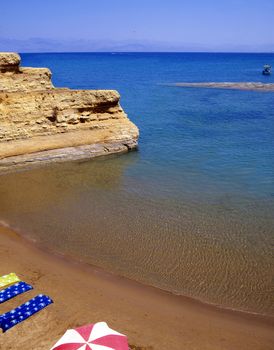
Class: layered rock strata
0,52,139,172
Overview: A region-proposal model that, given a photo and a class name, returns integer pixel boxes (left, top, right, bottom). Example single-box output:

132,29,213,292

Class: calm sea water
1,53,274,316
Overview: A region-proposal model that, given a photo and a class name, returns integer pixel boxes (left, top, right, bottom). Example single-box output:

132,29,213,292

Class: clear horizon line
17,51,274,54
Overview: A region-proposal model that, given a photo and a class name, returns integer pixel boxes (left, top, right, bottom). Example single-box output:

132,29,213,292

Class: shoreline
1,220,273,322
1,223,273,349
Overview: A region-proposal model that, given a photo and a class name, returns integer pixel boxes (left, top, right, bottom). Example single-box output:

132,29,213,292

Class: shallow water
0,53,274,316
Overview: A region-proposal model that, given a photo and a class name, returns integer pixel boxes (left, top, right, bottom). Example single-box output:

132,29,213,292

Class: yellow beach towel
0,273,20,289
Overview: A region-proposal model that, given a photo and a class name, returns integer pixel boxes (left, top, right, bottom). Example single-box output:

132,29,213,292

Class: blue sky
1,0,274,52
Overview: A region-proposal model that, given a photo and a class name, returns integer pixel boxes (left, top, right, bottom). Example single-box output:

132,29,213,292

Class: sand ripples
0,160,273,316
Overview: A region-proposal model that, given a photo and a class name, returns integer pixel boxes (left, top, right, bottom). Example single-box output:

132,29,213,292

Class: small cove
1,52,274,316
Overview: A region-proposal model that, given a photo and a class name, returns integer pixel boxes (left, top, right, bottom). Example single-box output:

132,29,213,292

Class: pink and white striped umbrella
50,322,129,350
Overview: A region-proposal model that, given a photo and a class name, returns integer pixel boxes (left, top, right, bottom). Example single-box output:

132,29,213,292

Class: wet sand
0,225,273,349
170,82,274,91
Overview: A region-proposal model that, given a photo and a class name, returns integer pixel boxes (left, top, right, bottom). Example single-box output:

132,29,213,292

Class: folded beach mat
0,273,20,289
0,282,33,304
0,294,53,332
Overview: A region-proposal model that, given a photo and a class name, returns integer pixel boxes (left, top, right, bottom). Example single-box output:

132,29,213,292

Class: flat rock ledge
170,82,274,92
0,52,139,173
0,141,136,174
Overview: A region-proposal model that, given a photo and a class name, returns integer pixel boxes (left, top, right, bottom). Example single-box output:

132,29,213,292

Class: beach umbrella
50,321,129,350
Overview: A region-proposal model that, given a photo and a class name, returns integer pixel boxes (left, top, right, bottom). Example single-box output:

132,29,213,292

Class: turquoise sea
0,53,273,316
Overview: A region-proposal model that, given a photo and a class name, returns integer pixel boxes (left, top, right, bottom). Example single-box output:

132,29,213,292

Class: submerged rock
170,82,274,92
0,52,139,172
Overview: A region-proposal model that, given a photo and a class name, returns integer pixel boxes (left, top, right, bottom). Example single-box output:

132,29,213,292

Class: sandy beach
0,224,273,350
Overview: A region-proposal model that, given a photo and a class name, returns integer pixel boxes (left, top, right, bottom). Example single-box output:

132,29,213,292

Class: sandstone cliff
0,52,139,172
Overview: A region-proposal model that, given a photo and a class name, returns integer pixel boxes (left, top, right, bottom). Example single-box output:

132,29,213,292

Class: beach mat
0,294,53,332
0,273,20,289
0,282,33,304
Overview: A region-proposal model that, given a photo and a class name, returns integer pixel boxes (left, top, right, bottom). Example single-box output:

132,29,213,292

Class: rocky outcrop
0,52,139,172
0,52,21,73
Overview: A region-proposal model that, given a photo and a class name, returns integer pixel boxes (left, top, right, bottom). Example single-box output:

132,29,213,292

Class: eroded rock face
0,67,53,92
0,52,21,72
0,52,139,172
